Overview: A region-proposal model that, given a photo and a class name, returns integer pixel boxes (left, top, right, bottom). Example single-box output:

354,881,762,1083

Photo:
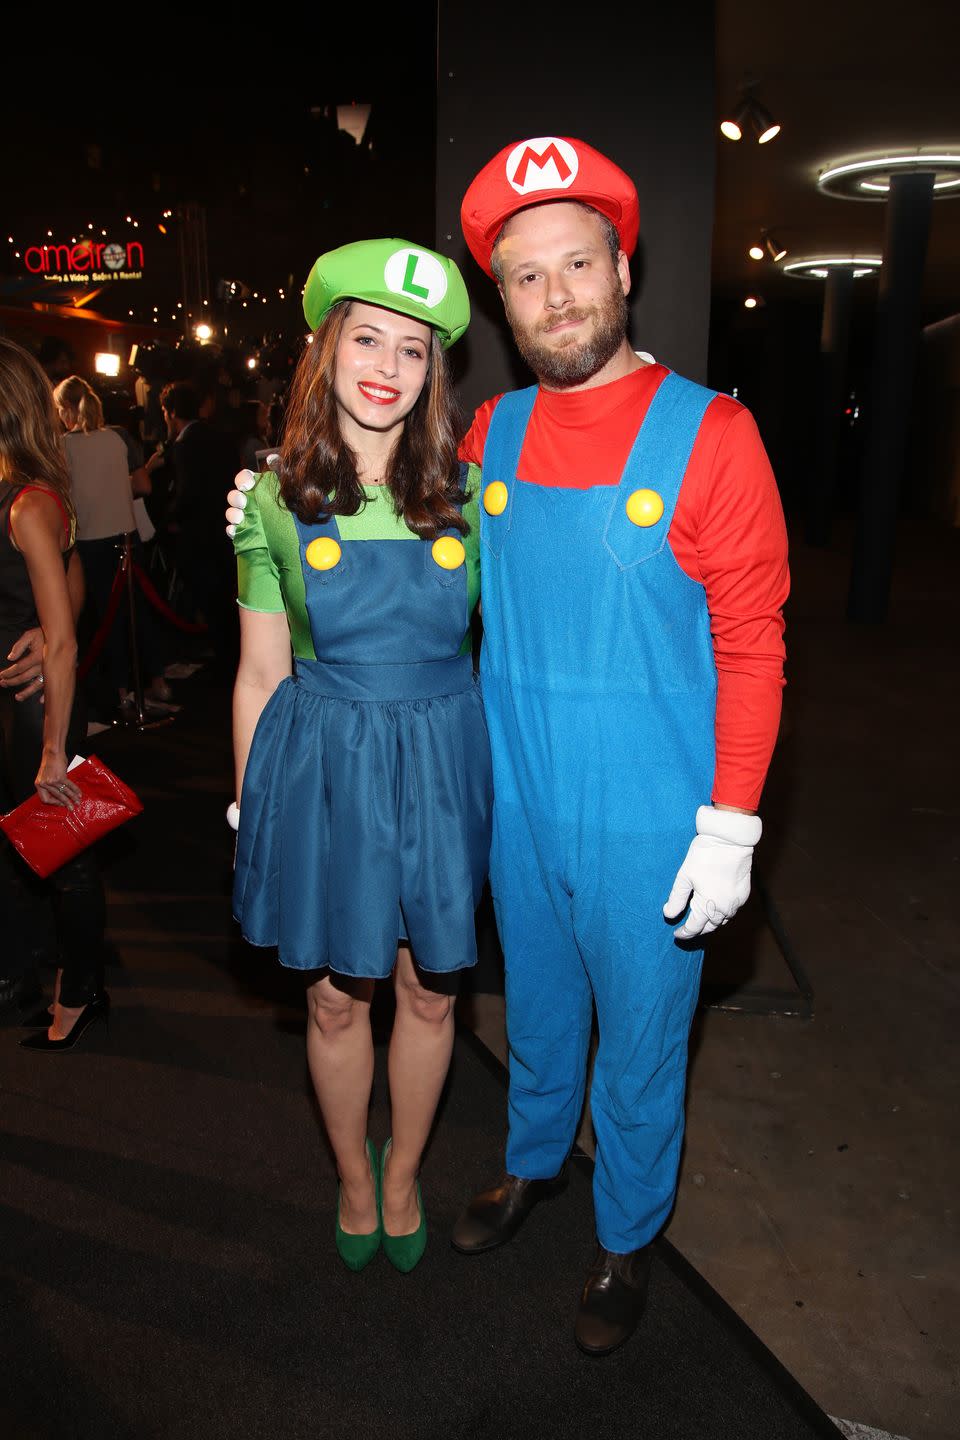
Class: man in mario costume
449,136,788,1355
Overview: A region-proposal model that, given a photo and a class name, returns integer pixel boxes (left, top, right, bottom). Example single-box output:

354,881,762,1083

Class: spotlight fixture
753,102,781,145
749,232,787,263
721,85,781,144
721,101,752,143
764,232,787,262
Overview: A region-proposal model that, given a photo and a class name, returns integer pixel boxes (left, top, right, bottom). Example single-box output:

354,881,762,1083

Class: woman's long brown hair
279,301,467,539
0,338,76,525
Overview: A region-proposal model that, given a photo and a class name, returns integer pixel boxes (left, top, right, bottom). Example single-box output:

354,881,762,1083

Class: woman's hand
35,751,81,808
0,627,45,701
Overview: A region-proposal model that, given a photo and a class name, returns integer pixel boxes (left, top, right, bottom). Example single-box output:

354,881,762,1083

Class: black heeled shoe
19,994,110,1052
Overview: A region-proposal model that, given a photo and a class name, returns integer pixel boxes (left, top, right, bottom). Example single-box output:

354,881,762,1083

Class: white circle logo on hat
384,248,448,309
506,137,580,195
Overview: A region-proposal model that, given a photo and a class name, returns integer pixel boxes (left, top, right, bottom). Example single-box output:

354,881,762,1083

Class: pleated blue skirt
233,656,492,978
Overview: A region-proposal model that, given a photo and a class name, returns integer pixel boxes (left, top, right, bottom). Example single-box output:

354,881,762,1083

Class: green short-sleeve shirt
233,468,482,660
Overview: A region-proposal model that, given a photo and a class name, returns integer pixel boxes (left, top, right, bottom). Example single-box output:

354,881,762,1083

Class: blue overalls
479,371,717,1253
234,507,491,979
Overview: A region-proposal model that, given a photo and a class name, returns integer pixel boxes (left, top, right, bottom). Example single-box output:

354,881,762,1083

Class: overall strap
291,509,342,546
479,387,538,552
603,371,718,569
482,386,539,482
619,371,717,517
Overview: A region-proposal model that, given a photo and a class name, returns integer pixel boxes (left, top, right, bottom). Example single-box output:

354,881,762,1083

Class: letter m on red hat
506,137,580,195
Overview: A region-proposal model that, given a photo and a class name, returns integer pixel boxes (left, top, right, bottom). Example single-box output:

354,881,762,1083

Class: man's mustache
539,308,593,335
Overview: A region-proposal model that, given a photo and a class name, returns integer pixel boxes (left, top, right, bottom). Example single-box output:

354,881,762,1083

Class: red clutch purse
0,754,143,878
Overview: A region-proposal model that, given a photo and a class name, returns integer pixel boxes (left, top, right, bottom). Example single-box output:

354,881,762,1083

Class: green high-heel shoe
335,1138,381,1272
380,1138,427,1273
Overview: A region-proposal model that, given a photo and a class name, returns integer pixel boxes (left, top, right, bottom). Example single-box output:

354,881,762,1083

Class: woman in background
53,374,167,714
0,339,108,1050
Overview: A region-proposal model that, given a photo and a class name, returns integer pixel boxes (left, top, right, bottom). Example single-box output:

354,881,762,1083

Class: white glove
225,455,278,537
663,805,762,940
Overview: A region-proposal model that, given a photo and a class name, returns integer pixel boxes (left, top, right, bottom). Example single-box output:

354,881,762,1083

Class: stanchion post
122,533,147,725
113,532,174,733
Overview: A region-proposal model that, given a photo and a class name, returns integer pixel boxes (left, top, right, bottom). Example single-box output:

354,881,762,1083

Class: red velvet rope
132,563,207,634
77,552,208,679
77,557,127,682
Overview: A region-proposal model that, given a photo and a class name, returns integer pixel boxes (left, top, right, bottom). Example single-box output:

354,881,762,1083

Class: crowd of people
0,340,285,1029
2,133,788,1358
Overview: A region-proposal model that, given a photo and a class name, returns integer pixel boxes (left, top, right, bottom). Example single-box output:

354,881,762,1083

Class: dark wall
917,315,960,522
436,3,717,415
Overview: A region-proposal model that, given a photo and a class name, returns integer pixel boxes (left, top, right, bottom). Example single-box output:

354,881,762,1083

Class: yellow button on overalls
483,481,508,516
305,537,342,570
625,488,664,528
432,537,466,569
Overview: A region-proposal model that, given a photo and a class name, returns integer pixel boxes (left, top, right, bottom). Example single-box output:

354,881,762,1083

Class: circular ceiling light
748,245,765,260
782,256,882,280
818,152,960,201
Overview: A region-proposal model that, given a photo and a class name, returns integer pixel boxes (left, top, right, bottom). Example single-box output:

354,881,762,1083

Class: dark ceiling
3,3,957,327
713,0,960,311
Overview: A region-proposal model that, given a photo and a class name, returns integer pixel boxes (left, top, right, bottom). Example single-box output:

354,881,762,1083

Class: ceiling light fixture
721,101,751,143
782,255,882,280
765,232,787,262
748,244,765,260
721,85,781,144
818,152,960,201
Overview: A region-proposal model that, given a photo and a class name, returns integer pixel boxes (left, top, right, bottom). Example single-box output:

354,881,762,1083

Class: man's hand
0,627,45,702
144,449,164,474
226,457,277,538
663,805,762,940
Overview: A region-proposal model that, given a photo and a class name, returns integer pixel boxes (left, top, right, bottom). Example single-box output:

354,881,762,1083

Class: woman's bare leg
305,972,377,1233
384,946,456,1234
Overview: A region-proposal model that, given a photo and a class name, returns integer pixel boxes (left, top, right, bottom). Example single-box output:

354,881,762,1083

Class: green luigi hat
302,238,470,348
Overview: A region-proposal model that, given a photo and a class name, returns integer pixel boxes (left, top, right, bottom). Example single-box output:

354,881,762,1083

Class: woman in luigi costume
230,239,490,1272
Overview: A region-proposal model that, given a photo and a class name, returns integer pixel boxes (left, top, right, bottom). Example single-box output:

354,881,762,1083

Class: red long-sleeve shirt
459,364,789,810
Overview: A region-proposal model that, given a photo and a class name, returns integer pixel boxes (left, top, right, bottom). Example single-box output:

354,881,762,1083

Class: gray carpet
1,674,843,1439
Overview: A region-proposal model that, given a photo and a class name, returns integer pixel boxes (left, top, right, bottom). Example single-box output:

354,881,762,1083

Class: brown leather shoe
451,1170,567,1254
574,1243,653,1355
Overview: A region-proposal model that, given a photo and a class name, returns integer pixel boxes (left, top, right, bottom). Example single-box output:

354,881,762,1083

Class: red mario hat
461,136,640,278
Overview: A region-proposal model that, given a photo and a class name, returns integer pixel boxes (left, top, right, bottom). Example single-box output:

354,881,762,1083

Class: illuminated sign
22,239,144,282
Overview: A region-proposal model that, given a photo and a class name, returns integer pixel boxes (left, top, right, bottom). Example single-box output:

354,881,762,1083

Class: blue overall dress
480,371,717,1253
233,505,492,979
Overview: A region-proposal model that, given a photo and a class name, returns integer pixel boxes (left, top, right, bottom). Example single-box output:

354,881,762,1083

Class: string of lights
5,212,300,329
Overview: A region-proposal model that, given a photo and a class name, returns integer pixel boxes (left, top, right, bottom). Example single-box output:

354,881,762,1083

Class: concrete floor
458,517,959,1440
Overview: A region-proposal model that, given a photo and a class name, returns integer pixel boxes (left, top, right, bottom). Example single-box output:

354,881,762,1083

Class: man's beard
506,282,628,388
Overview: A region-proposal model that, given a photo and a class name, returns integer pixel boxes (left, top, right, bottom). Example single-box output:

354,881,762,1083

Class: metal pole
123,533,146,726
847,171,935,622
114,534,173,733
806,267,854,547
